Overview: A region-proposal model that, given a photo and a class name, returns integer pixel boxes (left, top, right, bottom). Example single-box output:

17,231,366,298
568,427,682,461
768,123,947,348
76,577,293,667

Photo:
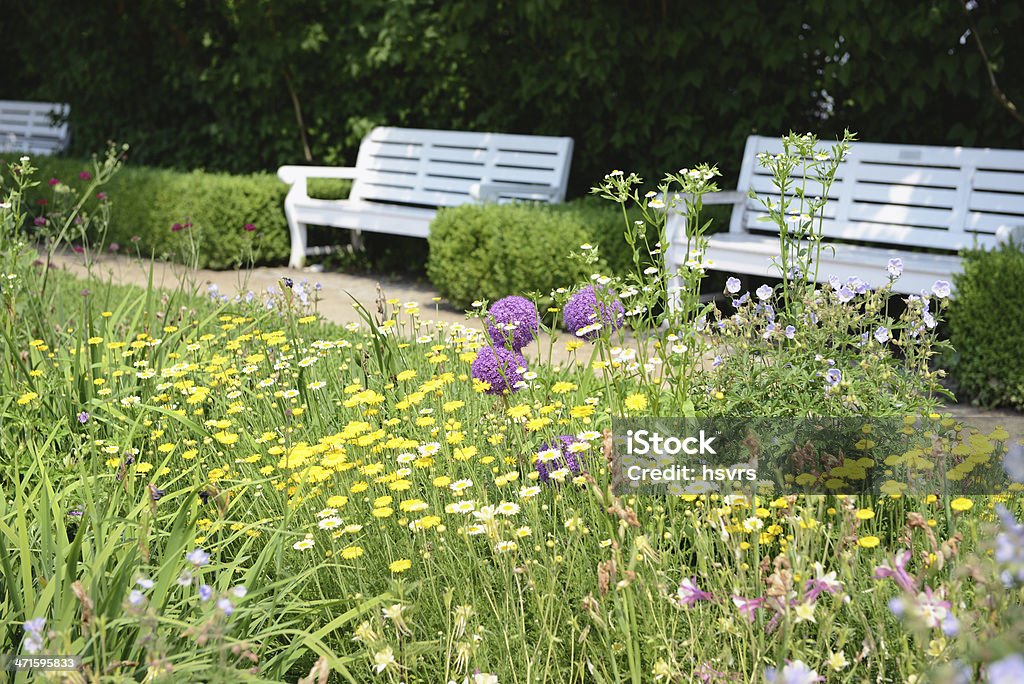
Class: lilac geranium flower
765,660,823,684
887,258,904,279
784,325,796,339
836,287,855,303
847,276,869,294
77,411,90,424
186,548,211,567
198,584,213,601
824,369,842,387
932,280,951,298
874,327,890,344
756,284,773,301
987,654,1024,684
725,277,741,294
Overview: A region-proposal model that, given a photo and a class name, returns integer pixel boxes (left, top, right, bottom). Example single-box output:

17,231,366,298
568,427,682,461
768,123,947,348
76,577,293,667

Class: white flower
372,646,397,673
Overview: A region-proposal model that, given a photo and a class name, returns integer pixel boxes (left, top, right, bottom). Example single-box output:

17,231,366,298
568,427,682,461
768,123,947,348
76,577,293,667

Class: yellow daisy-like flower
341,545,364,559
389,558,412,573
624,393,648,412
950,497,973,512
551,381,577,394
857,536,881,549
855,509,874,520
17,392,38,405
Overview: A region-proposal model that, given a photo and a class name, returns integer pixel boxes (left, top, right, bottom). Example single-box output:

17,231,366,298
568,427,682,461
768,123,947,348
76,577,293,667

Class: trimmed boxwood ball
563,285,625,340
470,345,527,394
485,295,539,350
948,243,1024,409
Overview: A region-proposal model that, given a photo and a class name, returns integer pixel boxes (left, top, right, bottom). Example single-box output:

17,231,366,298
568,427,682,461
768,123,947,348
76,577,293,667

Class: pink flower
95,192,108,200
873,550,917,593
732,595,765,622
677,577,713,607
171,223,183,232
243,223,256,232
79,171,92,180
48,177,60,186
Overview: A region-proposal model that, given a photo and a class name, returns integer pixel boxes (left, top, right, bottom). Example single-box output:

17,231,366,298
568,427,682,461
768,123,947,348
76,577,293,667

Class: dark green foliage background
4,1,1022,193
25,158,291,269
948,244,1024,410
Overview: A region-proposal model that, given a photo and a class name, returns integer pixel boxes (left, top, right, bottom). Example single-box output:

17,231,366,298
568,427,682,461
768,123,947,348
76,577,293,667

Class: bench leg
286,209,307,269
350,228,364,252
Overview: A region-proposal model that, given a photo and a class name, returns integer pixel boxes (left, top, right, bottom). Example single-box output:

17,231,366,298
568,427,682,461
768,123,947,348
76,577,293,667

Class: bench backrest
0,100,71,156
732,135,1024,251
349,127,573,207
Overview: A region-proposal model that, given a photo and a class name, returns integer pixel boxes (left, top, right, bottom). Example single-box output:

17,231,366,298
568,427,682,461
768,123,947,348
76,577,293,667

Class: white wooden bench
0,100,71,156
668,136,1024,294
278,126,574,268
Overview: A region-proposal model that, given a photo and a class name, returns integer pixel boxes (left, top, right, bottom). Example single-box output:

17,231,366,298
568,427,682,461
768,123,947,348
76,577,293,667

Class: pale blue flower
725,277,741,294
932,280,951,298
887,258,904,278
186,548,210,567
874,327,890,344
987,654,1024,684
756,284,773,301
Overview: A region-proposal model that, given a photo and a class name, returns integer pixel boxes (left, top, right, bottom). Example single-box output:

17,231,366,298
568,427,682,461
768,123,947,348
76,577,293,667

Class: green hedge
427,203,596,311
948,242,1024,410
24,157,290,269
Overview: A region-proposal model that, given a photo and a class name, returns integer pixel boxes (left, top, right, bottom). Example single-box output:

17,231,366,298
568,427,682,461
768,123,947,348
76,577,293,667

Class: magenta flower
243,223,256,232
48,177,60,186
677,577,714,607
732,595,765,622
171,222,183,232
79,171,92,180
873,550,917,593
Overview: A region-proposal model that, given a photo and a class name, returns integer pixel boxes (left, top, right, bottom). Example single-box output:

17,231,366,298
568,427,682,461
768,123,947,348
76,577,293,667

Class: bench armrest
469,182,562,203
996,224,1024,247
277,165,361,185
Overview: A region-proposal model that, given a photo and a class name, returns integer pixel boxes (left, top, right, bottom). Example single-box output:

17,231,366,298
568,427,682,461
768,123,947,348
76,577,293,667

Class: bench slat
968,191,1024,215
974,170,1024,193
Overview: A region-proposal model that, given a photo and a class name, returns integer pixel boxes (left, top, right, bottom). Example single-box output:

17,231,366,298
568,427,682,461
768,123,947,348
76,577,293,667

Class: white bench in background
278,126,574,268
668,136,1024,294
0,100,71,156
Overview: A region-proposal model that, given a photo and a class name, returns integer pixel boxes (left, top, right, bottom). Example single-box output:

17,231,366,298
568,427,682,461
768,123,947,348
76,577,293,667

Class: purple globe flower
534,434,586,484
485,295,539,351
563,286,625,340
471,345,527,394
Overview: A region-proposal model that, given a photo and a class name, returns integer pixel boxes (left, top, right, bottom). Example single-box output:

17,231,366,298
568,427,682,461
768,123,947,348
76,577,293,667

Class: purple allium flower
887,258,904,279
932,280,951,299
485,296,539,350
756,284,773,301
563,286,625,340
874,327,890,344
77,411,90,424
534,435,585,484
471,346,526,394
731,595,765,622
824,368,842,387
725,277,741,294
186,548,210,567
765,660,823,684
198,584,213,601
987,654,1024,684
677,577,713,607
